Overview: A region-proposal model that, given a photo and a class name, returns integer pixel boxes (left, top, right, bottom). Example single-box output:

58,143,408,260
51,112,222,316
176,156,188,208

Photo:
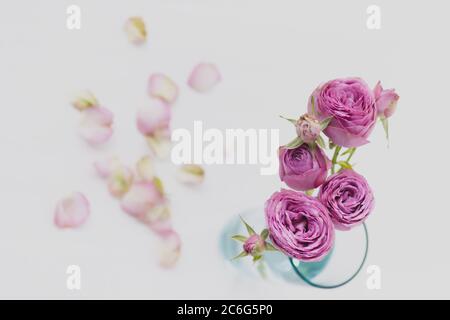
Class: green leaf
253,255,263,262
316,135,326,149
260,229,269,240
337,161,352,170
231,235,247,242
240,216,256,235
265,242,278,251
320,117,333,130
284,136,303,149
232,251,248,260
340,147,354,156
329,139,336,149
279,115,297,125
380,117,389,142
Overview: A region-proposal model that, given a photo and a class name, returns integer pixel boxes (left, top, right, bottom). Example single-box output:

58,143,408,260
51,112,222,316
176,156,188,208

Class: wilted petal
158,230,181,268
148,73,178,104
79,107,114,145
71,91,98,111
136,99,171,136
120,181,163,219
187,63,221,93
107,166,134,198
94,156,122,179
136,155,154,181
124,17,147,45
54,192,90,228
177,164,205,185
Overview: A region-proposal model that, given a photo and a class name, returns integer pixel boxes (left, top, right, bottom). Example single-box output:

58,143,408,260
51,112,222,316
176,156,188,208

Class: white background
0,0,449,299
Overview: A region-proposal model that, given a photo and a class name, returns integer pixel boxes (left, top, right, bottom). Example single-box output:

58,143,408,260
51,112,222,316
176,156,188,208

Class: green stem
331,145,342,174
346,147,356,163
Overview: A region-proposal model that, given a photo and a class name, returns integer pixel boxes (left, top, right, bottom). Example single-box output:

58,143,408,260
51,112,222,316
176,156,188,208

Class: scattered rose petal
158,230,181,268
136,155,155,181
120,181,164,219
124,17,147,45
148,73,178,104
107,165,134,198
177,164,205,185
54,192,90,229
136,99,171,136
71,91,99,111
146,132,171,159
94,156,122,179
187,63,221,93
78,107,114,145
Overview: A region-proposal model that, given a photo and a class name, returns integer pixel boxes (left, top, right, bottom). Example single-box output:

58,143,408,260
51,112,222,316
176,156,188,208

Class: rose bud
78,106,114,145
279,144,331,191
295,114,322,143
54,192,90,229
187,63,221,93
124,17,147,45
107,165,134,198
374,81,399,119
243,234,265,256
71,91,98,111
177,164,205,185
308,78,377,148
265,189,334,262
318,169,374,230
148,73,178,104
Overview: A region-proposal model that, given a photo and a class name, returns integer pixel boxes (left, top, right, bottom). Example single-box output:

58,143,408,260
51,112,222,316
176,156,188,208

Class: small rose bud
374,81,399,119
243,234,265,255
71,91,98,111
296,114,322,143
124,17,147,45
177,164,205,185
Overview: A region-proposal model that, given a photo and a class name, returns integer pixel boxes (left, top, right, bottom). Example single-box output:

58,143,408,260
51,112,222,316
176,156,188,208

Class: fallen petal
79,107,114,145
187,63,221,93
136,99,171,136
54,192,90,228
158,230,181,268
177,164,205,185
146,130,172,159
121,181,164,219
107,165,134,198
94,156,122,179
136,155,155,181
124,17,147,45
71,91,99,111
148,73,178,104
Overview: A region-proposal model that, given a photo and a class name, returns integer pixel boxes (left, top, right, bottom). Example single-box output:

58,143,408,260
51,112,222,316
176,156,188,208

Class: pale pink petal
79,107,114,145
146,130,172,159
71,91,99,111
120,181,163,219
177,164,205,185
187,63,221,93
136,155,155,181
107,166,134,198
54,192,90,229
158,230,181,268
93,156,122,179
124,17,147,45
148,74,178,104
136,99,171,136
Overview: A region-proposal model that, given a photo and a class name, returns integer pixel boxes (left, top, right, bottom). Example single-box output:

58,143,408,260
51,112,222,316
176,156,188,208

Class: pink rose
374,81,399,119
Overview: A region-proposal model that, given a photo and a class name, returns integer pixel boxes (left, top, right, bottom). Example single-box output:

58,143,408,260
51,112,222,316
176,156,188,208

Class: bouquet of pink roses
232,77,398,266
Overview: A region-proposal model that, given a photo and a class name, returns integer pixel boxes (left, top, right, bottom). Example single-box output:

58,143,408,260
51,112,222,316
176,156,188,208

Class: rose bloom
318,169,374,230
308,78,377,148
279,144,331,191
265,189,334,262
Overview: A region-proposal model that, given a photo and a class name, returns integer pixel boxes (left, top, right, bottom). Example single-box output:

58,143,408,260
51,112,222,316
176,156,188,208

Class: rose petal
136,99,171,136
148,73,178,104
136,155,155,181
93,156,122,179
187,63,221,93
124,17,147,45
107,165,134,198
71,91,99,111
177,164,205,185
158,230,181,268
78,107,114,145
146,131,172,159
54,192,90,229
120,181,163,218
